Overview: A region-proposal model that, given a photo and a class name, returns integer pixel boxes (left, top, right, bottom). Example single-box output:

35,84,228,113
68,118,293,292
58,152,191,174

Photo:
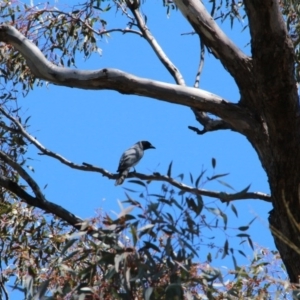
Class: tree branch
127,3,185,85
0,25,255,134
173,0,252,86
99,28,142,36
0,175,84,230
124,171,271,202
189,110,235,134
0,106,270,202
194,38,205,88
243,0,297,110
0,150,46,201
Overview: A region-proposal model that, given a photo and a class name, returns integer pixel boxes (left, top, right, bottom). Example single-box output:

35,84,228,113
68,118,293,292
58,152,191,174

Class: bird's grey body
115,141,155,186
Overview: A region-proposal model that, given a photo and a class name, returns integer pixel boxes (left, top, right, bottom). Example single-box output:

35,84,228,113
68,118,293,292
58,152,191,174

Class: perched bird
115,141,155,186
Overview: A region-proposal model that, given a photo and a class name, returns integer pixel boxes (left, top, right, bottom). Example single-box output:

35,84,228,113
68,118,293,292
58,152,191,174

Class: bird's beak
150,145,156,149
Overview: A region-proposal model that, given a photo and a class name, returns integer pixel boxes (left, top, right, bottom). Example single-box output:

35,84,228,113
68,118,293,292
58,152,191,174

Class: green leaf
231,184,251,199
138,224,154,232
196,195,204,216
142,241,160,252
177,173,184,181
171,198,183,210
238,226,249,231
189,172,193,184
231,204,238,217
195,170,206,187
127,180,146,187
217,179,235,190
178,190,186,195
212,157,216,168
207,173,229,181
248,237,254,250
222,239,229,259
206,207,222,217
236,233,250,238
232,254,238,272
221,212,228,230
167,161,173,177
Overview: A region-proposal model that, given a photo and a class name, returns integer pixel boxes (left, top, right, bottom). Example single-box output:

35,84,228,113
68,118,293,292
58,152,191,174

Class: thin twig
194,39,205,88
189,110,234,134
99,28,142,37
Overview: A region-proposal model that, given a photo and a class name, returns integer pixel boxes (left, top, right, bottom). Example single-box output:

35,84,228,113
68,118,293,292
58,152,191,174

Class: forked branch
174,0,252,86
127,2,185,85
0,175,83,229
0,24,255,135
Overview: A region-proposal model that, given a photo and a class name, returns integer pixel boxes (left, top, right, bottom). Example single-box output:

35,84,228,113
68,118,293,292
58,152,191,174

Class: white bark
174,0,251,81
0,24,255,133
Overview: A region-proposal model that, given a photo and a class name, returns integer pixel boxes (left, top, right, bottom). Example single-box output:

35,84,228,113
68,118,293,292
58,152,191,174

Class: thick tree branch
0,150,45,201
243,0,298,116
127,4,185,85
173,0,252,84
0,25,256,134
0,175,83,229
244,0,289,49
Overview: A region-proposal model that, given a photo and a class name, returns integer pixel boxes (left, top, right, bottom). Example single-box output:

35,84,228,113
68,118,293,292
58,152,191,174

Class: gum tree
0,0,300,298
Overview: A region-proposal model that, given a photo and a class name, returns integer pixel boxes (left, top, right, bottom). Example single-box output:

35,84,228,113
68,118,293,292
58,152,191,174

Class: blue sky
9,0,277,297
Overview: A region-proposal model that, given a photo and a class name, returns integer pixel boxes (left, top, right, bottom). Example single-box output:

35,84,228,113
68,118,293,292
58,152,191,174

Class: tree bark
241,0,300,283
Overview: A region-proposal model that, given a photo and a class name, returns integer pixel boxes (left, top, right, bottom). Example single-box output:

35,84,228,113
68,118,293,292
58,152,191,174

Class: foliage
0,121,294,300
1,0,300,299
0,173,294,299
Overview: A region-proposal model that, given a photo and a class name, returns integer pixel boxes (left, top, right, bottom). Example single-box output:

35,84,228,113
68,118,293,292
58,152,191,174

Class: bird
115,141,155,186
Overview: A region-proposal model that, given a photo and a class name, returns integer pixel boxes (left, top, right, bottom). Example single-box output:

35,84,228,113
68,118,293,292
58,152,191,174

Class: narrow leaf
142,241,160,252
236,233,250,238
189,172,193,184
195,170,206,187
127,180,146,187
231,204,238,217
238,226,249,231
167,161,173,177
248,237,254,250
207,173,229,181
212,157,216,169
231,184,251,199
222,239,229,259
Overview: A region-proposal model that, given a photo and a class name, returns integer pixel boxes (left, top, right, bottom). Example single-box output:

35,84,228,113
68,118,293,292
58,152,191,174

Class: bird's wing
117,145,143,172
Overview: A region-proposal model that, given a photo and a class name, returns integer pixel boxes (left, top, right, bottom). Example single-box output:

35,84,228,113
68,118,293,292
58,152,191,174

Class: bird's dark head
140,141,155,150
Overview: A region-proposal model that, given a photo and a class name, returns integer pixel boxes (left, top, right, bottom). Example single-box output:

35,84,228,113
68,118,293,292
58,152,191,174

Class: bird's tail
115,169,129,186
